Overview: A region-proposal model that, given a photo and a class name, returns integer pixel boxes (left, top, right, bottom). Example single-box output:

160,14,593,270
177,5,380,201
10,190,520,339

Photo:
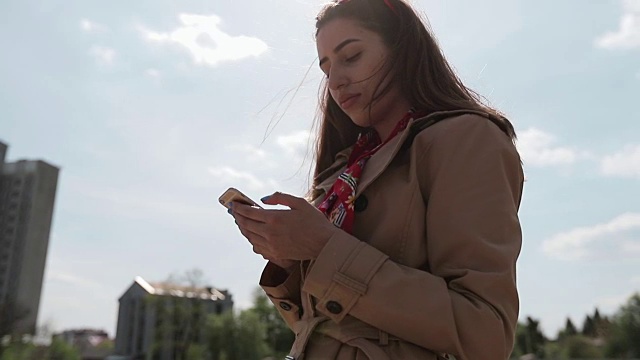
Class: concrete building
114,276,233,360
0,141,59,335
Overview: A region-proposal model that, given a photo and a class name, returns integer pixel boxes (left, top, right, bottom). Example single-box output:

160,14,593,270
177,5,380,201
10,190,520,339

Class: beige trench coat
260,110,524,360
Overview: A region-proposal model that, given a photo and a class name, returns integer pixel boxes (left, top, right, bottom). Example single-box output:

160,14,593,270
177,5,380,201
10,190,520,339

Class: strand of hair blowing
389,0,515,138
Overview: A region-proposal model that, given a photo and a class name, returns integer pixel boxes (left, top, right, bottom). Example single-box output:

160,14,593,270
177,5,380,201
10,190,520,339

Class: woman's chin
347,114,370,128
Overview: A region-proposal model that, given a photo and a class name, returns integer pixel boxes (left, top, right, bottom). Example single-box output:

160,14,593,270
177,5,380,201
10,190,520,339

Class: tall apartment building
0,141,59,335
114,276,233,360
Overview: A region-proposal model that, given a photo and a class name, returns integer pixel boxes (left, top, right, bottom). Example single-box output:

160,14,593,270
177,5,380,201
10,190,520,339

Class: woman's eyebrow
318,38,362,68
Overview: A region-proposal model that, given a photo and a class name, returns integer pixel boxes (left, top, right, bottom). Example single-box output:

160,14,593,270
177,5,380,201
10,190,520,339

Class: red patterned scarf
317,110,419,234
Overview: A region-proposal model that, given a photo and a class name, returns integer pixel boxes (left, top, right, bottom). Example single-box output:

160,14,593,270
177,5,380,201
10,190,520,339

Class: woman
230,0,524,359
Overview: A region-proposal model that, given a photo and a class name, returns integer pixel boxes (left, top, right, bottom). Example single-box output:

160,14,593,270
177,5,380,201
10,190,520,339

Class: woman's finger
232,202,270,223
235,211,274,237
261,192,308,209
238,224,265,243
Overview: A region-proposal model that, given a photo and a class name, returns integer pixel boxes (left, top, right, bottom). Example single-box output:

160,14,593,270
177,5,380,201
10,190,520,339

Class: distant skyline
1,0,639,338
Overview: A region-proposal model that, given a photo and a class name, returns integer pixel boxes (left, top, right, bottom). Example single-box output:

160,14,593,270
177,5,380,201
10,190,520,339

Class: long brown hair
312,0,516,190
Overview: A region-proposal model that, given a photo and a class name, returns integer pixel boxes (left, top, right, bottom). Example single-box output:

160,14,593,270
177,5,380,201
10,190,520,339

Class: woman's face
316,18,410,135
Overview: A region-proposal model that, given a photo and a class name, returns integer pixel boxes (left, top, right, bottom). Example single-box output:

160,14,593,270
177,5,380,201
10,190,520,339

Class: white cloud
145,68,161,80
277,130,311,159
601,144,640,179
89,45,116,65
229,144,268,159
140,13,268,67
516,128,580,167
595,0,640,49
622,239,640,252
80,18,108,33
208,166,278,191
542,212,640,261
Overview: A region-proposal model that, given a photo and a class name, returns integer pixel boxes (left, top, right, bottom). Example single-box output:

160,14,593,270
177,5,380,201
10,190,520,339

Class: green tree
560,335,602,359
143,273,292,359
204,310,234,360
604,293,640,358
145,293,210,360
0,301,31,354
145,269,218,360
581,315,596,337
204,309,269,360
184,343,207,360
592,308,612,339
513,317,546,358
48,337,81,360
593,308,601,324
236,311,270,359
0,340,36,360
0,337,79,360
248,289,294,358
542,341,562,359
557,317,578,341
96,338,114,352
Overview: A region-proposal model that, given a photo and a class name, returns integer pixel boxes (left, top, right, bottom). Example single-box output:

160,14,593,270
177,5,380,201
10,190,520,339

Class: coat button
354,195,368,212
279,302,292,311
326,301,343,314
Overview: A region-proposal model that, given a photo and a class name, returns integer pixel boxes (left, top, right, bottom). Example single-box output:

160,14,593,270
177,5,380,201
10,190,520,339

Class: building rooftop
134,276,227,301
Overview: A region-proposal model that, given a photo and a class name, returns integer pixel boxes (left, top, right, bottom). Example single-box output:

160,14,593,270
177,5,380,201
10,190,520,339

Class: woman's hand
231,192,337,261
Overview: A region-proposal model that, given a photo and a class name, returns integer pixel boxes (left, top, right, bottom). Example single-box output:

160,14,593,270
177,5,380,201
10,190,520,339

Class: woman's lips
340,94,361,109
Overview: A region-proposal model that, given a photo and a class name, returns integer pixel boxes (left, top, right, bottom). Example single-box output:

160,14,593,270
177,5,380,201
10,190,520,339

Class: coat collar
353,119,413,197
312,121,411,199
313,109,495,199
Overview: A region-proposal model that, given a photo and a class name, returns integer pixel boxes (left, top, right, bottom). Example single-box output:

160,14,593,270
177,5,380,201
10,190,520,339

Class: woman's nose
327,68,347,91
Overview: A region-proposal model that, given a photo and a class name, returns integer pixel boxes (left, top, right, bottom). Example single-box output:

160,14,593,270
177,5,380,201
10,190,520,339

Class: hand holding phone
218,187,262,209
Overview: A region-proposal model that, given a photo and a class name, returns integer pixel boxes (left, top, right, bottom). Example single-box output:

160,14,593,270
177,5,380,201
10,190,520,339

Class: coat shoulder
409,113,517,156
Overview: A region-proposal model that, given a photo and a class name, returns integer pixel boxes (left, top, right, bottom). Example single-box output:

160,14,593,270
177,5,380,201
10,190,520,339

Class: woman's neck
371,99,413,140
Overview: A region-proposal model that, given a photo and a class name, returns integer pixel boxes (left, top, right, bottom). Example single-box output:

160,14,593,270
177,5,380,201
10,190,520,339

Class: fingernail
260,195,271,203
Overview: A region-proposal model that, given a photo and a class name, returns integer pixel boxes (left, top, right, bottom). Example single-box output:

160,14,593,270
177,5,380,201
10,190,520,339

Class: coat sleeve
301,116,524,360
260,261,303,330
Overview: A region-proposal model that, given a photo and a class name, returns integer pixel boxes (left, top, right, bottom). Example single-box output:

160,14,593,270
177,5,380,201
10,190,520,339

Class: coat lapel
353,121,413,198
311,151,348,206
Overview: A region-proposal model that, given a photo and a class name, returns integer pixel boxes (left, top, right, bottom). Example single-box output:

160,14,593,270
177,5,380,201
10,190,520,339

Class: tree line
511,293,640,359
0,288,293,360
2,282,638,360
143,288,294,360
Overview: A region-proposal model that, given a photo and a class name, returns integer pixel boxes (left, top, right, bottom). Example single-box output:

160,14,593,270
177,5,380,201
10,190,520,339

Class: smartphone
218,187,262,209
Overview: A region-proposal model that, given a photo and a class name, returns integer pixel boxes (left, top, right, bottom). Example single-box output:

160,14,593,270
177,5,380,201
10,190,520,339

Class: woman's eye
346,53,361,63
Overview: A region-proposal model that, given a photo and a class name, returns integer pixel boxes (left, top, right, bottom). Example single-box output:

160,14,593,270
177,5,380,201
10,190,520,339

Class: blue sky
1,0,639,339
